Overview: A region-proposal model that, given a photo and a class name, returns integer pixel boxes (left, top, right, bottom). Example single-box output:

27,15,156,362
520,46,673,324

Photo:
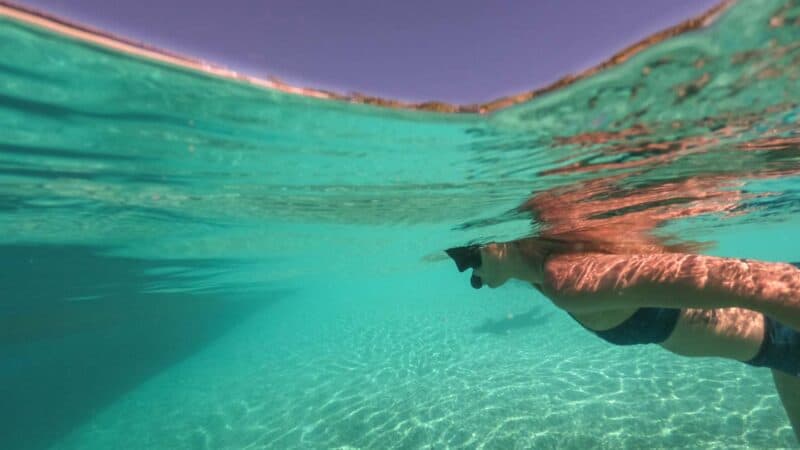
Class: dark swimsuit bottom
573,308,800,376
570,261,800,377
534,255,800,377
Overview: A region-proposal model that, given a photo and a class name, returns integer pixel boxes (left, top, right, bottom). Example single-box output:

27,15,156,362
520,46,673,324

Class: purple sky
18,0,720,103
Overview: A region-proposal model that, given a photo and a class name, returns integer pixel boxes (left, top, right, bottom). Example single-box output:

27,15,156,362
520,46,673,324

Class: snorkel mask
445,245,484,289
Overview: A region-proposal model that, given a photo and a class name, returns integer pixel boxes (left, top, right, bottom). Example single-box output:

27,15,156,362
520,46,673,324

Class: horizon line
0,0,734,114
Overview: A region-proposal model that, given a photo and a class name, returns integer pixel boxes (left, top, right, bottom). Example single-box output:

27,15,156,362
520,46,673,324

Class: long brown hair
513,228,710,258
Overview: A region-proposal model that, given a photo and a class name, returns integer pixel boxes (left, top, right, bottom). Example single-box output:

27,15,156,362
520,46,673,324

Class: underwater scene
2,0,800,448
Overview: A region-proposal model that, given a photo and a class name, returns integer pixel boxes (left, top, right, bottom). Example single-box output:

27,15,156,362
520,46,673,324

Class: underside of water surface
2,0,800,448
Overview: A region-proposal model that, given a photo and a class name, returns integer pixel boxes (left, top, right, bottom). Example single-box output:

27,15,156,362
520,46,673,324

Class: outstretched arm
540,253,800,331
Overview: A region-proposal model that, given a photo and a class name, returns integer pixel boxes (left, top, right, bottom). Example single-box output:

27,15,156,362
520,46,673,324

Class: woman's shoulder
540,252,687,312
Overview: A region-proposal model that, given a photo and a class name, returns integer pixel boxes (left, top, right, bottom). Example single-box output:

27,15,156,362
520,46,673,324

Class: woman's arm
540,253,800,331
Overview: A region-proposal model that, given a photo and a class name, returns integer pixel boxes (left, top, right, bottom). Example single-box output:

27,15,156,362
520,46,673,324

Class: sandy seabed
53,271,795,450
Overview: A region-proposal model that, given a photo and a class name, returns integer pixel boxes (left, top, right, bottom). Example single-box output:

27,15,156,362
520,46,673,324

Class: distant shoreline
0,0,734,114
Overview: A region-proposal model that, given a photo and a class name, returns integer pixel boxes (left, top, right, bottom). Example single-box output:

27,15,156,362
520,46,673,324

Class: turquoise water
3,0,800,448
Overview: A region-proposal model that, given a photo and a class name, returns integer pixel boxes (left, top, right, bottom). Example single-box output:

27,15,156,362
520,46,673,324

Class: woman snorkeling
447,238,800,440
447,174,800,442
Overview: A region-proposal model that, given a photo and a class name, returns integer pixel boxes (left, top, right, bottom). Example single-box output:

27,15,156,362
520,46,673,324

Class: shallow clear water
3,0,800,448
